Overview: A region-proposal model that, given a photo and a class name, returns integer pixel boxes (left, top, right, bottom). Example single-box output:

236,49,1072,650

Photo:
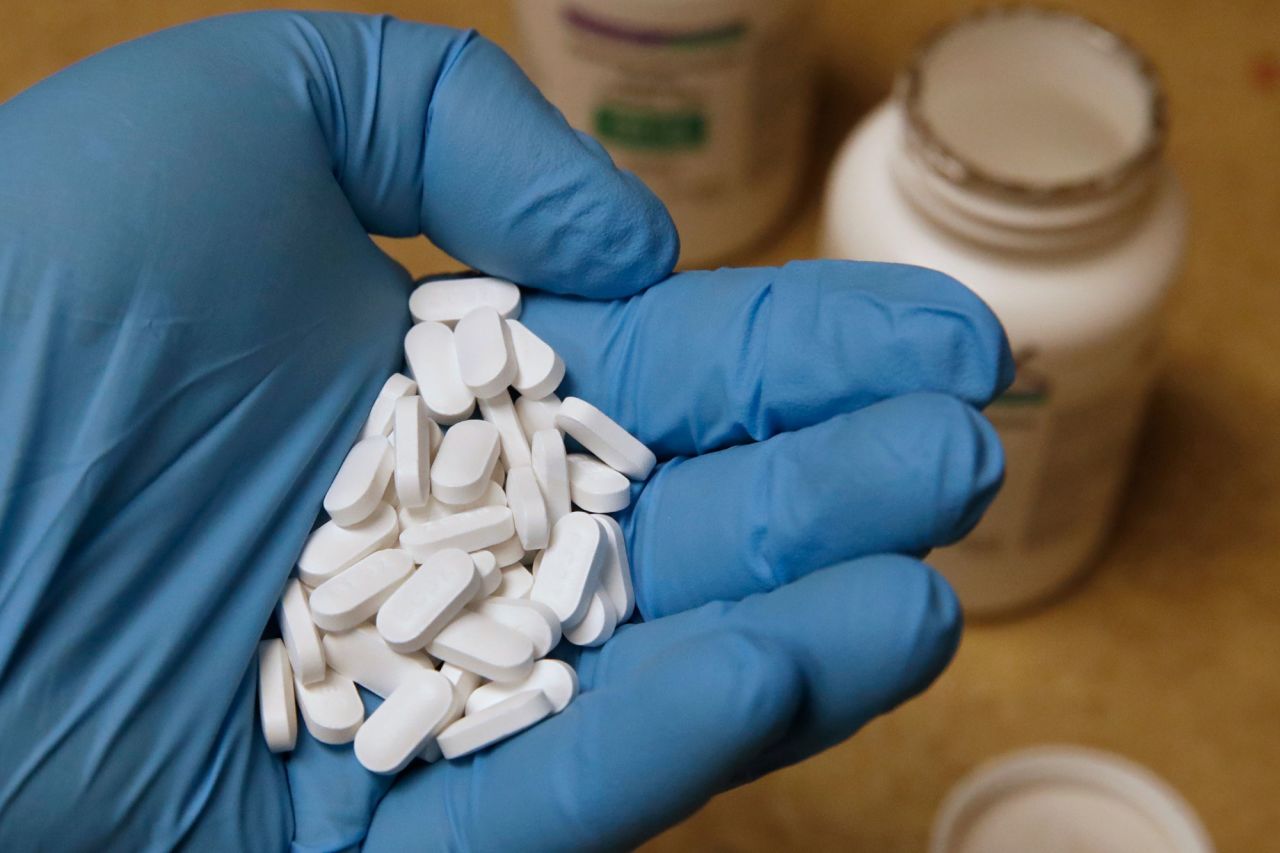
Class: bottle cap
930,746,1213,853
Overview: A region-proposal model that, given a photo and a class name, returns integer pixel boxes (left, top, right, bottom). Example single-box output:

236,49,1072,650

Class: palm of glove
0,13,1010,852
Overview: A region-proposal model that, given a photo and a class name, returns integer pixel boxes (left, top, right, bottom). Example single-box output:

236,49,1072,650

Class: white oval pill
531,429,572,526
494,565,534,599
437,690,553,760
309,549,415,632
277,578,326,685
472,550,502,595
431,420,501,505
472,597,561,658
466,659,578,716
405,481,505,529
294,670,364,745
393,397,433,508
324,436,395,527
404,321,476,425
477,389,531,469
408,276,522,326
515,393,561,442
566,453,631,513
258,639,297,753
377,549,481,652
531,512,606,627
360,373,417,440
322,624,436,699
399,505,514,563
555,397,656,480
506,320,565,399
504,466,549,550
296,504,400,586
427,610,535,683
354,670,453,775
592,514,636,624
564,591,617,647
455,306,517,398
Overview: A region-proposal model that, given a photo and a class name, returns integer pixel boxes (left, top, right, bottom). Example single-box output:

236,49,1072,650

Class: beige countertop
4,2,1278,850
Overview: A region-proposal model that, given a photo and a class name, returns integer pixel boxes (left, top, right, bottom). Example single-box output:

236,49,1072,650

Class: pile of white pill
256,276,655,773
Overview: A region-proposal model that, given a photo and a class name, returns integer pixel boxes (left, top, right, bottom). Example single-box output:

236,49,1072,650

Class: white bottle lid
930,746,1213,853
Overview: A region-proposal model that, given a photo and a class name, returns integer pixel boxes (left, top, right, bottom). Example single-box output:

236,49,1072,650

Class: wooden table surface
4,2,1277,850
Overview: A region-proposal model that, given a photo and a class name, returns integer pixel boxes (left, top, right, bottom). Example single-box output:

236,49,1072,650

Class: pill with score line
530,512,606,627
399,505,514,563
296,503,399,586
309,549,415,632
377,549,482,652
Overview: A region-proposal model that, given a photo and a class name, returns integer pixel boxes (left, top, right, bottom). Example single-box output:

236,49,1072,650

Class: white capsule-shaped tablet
399,505,514,563
377,549,481,652
431,420,501,505
277,578,325,685
322,624,437,699
472,550,503,595
354,670,453,775
531,512,606,627
258,639,297,753
427,610,535,683
467,659,578,717
360,373,417,440
564,591,617,647
555,397,656,480
531,429,572,527
404,321,476,425
324,436,394,527
297,504,400,586
472,597,561,658
506,320,565,399
294,670,363,745
494,565,535,599
566,453,631,513
438,690,554,760
454,306,517,398
393,397,433,508
504,466,549,551
592,514,636,624
408,276,522,326
515,393,561,442
403,481,504,528
477,389,531,470
309,549,415,632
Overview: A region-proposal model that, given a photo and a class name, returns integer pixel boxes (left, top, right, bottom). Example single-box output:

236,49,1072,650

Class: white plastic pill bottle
514,0,816,266
821,8,1188,615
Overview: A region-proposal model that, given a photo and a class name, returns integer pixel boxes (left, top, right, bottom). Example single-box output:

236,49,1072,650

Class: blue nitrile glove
0,12,1013,852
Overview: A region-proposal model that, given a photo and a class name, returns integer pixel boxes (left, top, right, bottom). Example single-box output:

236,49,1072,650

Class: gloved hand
0,12,1012,852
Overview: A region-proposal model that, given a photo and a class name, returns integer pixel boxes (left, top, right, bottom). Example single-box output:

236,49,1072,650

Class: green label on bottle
594,104,706,150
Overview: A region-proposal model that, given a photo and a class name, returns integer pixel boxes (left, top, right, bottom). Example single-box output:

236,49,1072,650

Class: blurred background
2,1,1277,850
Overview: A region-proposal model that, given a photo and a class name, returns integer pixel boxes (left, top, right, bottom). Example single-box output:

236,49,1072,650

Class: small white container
930,746,1213,853
821,8,1188,615
515,0,816,266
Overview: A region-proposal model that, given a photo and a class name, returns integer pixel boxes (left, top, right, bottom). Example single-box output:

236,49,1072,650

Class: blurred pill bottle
514,0,816,266
821,8,1187,615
